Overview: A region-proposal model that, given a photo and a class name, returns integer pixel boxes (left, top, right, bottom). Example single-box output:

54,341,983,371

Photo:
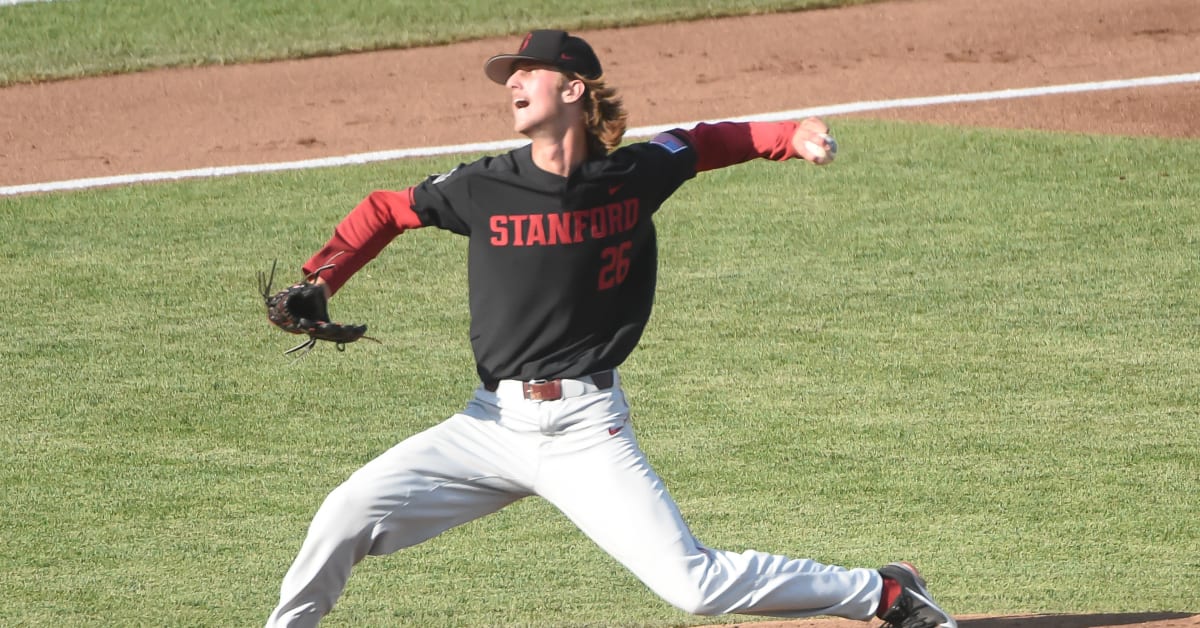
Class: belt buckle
523,379,562,401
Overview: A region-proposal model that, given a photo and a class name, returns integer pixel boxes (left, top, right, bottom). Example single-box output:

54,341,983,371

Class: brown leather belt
484,370,615,401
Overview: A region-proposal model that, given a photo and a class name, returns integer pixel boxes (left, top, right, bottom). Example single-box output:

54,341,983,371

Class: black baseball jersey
410,133,698,385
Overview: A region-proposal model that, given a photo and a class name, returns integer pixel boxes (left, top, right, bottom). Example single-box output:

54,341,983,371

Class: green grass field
4,120,1198,626
3,0,1199,625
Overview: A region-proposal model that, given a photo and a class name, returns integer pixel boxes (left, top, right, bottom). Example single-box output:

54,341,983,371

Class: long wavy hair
565,73,628,157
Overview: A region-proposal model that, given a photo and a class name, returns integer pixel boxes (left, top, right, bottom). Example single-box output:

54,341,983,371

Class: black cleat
877,562,957,628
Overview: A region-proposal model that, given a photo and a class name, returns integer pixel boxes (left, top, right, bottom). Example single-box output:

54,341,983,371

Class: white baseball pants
266,371,881,626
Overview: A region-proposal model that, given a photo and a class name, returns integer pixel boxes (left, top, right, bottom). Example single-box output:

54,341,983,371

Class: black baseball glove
258,260,373,355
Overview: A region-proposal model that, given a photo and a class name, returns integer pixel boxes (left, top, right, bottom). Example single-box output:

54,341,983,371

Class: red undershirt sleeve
682,120,801,173
301,187,424,295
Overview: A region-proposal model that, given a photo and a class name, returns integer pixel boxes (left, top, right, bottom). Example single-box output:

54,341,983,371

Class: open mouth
513,98,530,109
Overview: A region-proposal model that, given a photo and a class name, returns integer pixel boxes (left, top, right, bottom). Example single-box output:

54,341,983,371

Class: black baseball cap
484,29,602,84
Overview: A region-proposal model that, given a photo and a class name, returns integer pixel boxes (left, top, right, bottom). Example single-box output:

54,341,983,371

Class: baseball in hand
803,133,838,165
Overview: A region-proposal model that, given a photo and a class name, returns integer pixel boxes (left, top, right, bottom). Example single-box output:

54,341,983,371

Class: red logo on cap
519,33,532,52
560,53,574,60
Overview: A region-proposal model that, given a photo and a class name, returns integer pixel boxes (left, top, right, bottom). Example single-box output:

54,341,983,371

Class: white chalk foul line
3,71,1198,197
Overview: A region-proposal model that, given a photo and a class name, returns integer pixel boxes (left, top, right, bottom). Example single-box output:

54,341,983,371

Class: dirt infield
734,613,1200,627
2,0,1198,188
4,0,1197,625
977,615,1199,627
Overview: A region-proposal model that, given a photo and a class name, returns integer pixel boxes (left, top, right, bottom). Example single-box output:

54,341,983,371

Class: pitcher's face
505,62,580,136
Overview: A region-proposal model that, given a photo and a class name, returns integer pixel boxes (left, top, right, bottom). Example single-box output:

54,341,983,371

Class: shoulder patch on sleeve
649,131,689,154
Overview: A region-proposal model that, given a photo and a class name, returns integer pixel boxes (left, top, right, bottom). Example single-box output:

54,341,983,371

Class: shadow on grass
958,612,1198,627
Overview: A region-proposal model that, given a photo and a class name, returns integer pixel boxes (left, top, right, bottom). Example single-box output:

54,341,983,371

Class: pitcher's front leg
266,413,531,627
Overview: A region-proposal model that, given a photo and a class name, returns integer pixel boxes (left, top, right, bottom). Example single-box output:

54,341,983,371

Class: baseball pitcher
263,29,956,628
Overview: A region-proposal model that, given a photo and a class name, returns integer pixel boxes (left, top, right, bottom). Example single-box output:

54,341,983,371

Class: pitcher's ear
561,77,586,104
